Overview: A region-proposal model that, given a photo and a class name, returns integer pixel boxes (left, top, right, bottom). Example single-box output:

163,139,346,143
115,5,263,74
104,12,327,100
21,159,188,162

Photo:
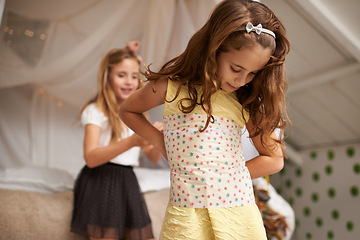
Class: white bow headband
243,22,276,39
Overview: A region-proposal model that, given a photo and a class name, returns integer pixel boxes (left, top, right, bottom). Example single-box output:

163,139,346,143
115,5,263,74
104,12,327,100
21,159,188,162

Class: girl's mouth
227,83,239,91
121,88,133,94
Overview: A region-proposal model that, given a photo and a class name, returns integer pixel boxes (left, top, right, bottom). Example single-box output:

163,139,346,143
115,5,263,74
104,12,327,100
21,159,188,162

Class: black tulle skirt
70,163,153,240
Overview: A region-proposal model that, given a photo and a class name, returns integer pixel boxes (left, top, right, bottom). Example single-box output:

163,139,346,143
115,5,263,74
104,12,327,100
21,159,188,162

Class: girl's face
217,44,272,92
109,58,140,103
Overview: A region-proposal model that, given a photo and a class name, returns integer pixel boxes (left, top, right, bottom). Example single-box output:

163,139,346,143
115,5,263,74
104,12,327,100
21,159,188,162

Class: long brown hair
144,0,291,153
82,48,142,142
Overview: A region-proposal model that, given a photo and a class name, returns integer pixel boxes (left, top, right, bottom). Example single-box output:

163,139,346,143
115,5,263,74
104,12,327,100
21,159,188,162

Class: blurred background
0,0,359,239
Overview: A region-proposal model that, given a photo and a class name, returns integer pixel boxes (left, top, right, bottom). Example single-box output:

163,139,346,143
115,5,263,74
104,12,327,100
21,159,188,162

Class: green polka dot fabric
270,144,360,240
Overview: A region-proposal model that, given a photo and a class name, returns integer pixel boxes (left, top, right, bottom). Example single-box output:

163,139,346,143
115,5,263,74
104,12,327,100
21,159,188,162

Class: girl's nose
235,74,247,86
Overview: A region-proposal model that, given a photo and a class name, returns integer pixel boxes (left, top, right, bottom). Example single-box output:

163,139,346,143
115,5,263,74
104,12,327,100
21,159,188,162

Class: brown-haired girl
71,42,162,240
120,0,290,239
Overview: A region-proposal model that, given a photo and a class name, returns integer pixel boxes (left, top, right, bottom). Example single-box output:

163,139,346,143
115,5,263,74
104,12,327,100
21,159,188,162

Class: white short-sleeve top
81,103,140,166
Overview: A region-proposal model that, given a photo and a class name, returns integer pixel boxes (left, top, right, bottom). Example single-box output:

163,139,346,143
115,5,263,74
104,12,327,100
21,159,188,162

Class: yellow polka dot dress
160,79,267,240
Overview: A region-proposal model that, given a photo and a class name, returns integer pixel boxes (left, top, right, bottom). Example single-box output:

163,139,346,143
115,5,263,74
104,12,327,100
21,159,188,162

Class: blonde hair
82,48,142,142
144,0,291,154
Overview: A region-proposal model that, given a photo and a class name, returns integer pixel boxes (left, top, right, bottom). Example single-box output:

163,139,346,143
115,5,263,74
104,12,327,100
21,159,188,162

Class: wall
270,143,360,240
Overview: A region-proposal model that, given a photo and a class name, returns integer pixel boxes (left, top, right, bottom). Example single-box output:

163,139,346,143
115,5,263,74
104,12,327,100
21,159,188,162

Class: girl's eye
251,71,260,77
118,74,125,78
230,66,241,73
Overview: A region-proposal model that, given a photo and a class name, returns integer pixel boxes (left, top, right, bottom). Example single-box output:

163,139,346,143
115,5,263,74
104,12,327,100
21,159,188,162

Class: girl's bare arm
83,124,147,168
141,121,164,163
119,78,168,159
245,119,284,179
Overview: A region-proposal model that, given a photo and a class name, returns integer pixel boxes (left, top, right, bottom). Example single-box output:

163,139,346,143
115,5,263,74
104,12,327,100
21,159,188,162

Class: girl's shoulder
156,77,170,91
81,103,108,127
166,78,179,93
82,102,101,115
165,77,190,98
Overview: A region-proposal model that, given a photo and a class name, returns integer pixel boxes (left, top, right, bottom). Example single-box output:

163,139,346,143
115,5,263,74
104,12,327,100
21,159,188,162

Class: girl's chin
221,86,236,93
226,83,240,91
117,94,132,102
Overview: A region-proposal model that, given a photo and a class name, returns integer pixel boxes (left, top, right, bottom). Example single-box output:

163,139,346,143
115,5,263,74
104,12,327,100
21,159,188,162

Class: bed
0,166,294,240
0,166,170,240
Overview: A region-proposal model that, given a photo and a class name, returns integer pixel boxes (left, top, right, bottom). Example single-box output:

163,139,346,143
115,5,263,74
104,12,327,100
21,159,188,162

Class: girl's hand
129,133,149,148
125,40,143,63
125,40,140,53
153,121,164,132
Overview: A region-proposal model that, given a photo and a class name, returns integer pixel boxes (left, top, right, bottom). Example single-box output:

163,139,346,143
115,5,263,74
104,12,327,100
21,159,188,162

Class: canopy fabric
0,0,219,174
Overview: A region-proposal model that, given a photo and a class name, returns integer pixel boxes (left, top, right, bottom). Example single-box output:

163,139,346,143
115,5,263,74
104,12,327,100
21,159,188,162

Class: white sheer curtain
0,0,219,174
0,0,4,25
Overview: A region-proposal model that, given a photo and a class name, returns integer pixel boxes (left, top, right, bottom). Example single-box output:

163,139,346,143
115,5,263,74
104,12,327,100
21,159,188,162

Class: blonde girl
71,43,161,240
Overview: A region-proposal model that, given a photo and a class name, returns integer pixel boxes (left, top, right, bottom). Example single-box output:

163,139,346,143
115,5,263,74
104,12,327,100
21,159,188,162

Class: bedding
0,166,74,194
0,166,293,240
0,166,170,194
0,166,170,240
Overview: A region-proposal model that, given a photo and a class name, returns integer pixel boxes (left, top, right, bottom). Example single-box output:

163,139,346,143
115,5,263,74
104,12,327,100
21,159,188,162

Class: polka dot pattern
270,145,360,239
163,113,255,208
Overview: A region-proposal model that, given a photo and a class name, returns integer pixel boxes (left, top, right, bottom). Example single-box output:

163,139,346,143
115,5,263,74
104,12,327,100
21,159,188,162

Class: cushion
0,166,74,194
134,167,170,193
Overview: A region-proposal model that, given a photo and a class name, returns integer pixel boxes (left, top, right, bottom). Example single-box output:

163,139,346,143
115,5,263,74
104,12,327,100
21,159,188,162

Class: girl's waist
166,148,246,170
169,169,255,208
169,165,251,181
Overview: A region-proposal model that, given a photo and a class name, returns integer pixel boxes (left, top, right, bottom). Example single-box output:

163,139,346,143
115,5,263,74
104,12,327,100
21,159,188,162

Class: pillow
134,167,170,193
253,177,295,240
0,166,75,194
